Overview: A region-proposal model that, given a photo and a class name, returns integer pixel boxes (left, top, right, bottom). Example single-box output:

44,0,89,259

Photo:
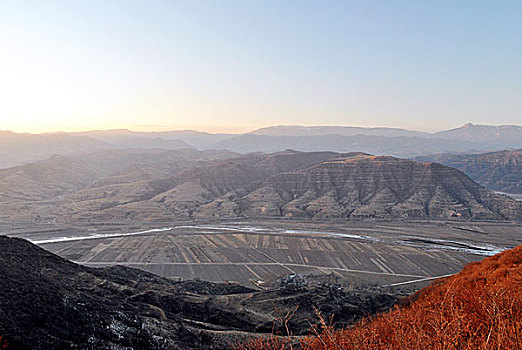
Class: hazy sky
1,1,521,133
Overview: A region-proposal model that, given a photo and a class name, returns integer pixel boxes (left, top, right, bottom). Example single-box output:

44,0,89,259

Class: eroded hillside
416,149,522,195
0,150,520,222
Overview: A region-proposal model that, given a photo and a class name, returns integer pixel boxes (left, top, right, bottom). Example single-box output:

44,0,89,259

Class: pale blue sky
1,0,521,133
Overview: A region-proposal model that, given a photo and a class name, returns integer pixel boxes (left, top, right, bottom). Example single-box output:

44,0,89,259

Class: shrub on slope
237,245,522,350
0,336,6,349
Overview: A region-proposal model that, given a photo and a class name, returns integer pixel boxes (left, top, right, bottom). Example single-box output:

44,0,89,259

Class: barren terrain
4,219,520,289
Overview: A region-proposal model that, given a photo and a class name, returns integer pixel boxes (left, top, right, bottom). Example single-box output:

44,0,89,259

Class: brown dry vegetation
236,245,522,350
0,336,7,350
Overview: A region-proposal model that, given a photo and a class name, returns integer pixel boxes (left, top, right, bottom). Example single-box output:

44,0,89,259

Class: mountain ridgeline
1,149,520,222
1,123,521,169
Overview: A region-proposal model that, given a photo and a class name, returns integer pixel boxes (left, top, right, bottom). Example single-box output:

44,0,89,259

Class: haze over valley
1,1,521,349
1,123,522,169
1,126,521,350
1,123,521,293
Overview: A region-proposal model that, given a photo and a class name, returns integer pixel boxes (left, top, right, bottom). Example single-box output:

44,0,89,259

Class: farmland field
3,220,521,288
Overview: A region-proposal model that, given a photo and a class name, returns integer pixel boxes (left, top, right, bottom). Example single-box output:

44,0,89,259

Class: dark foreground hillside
0,236,396,350
237,245,522,350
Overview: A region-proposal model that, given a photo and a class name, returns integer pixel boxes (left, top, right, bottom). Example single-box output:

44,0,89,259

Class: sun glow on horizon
1,1,521,134
0,120,264,135
0,118,451,135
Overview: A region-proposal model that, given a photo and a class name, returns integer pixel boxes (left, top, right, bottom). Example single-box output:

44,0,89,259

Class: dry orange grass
236,245,522,350
0,336,7,350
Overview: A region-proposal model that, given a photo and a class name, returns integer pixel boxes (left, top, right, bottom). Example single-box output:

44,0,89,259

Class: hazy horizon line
2,121,520,136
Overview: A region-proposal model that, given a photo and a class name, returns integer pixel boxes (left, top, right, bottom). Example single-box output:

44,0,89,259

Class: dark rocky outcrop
0,236,397,349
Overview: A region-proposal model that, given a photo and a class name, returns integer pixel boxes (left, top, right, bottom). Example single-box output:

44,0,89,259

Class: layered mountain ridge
1,149,519,222
416,149,522,195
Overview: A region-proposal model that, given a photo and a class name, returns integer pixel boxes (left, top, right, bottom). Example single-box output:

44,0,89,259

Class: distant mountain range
75,129,233,149
415,149,522,195
249,125,430,137
1,149,519,222
215,123,521,155
1,123,521,169
433,123,522,147
0,130,109,168
209,133,485,156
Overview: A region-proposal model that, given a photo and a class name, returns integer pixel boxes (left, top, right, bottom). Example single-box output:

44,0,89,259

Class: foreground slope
416,149,522,195
0,236,396,350
238,244,522,350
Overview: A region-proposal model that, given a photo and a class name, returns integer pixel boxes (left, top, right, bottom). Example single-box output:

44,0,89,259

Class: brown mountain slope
0,149,519,222
59,153,522,222
416,149,522,195
58,151,338,220
256,155,520,219
0,149,239,222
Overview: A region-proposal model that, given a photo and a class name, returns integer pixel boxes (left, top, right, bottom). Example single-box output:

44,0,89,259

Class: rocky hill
0,150,520,222
243,154,520,220
0,236,396,350
415,149,522,195
0,148,239,222
47,151,521,222
54,150,337,221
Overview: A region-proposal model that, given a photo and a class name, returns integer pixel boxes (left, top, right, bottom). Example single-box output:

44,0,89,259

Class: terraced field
4,220,521,288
